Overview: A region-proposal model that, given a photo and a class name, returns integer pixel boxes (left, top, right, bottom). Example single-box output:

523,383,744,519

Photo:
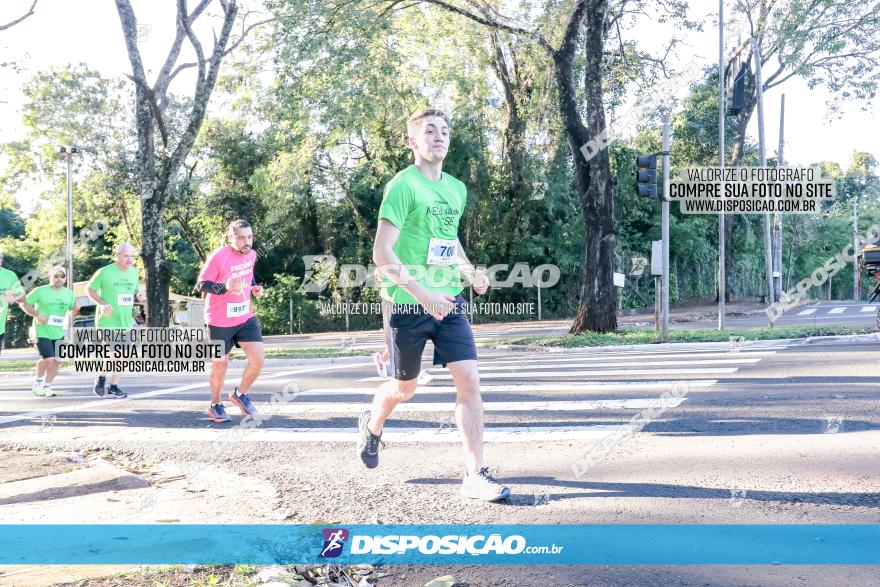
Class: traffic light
636,154,657,198
726,62,747,116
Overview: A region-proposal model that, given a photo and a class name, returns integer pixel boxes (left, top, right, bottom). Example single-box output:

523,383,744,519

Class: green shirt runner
87,264,141,329
0,267,25,336
377,165,468,305
25,285,76,340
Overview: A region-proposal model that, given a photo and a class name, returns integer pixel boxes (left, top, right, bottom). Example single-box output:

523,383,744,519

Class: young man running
19,267,77,396
359,108,510,502
196,219,264,423
87,242,145,398
0,250,25,356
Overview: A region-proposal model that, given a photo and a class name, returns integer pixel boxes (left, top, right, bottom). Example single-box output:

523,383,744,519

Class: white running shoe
372,351,391,379
41,384,56,397
32,380,45,396
460,467,511,502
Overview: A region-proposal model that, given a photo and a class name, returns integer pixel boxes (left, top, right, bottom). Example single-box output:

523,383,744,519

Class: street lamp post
59,146,78,291
718,0,726,330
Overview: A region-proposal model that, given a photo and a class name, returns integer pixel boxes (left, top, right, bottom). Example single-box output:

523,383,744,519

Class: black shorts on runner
208,316,263,355
383,294,478,382
36,337,60,359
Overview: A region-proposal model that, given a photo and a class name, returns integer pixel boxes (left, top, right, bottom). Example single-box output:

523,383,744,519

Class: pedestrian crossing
795,304,877,316
339,325,555,350
0,343,786,446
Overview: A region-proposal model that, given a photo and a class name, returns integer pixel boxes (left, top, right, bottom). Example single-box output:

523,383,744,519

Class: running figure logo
319,528,349,558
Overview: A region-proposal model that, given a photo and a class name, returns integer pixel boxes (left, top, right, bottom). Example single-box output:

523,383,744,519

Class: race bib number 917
227,301,249,318
426,238,457,266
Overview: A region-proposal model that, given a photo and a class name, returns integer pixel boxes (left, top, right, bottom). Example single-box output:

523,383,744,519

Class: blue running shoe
357,410,384,469
229,387,257,417
208,403,231,423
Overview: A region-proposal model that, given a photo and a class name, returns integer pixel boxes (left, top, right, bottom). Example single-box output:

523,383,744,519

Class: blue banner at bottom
1,525,878,565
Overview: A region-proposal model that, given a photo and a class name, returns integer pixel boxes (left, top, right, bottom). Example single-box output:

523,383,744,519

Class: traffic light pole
661,115,671,339
749,36,775,313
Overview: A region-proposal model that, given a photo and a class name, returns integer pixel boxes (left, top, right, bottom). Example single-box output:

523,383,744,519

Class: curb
802,332,880,346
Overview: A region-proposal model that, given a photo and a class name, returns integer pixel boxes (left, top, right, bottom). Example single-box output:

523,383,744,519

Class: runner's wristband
196,280,228,295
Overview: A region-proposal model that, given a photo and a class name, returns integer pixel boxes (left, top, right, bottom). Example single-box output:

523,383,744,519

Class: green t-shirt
0,267,25,336
87,264,141,329
25,285,76,340
377,165,467,304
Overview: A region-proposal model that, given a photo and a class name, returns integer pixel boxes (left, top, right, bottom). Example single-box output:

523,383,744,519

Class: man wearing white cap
18,267,77,396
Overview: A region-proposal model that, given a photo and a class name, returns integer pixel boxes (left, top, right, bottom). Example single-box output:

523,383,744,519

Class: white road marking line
796,308,817,315
477,351,775,366
828,307,847,314
465,358,760,372
861,305,877,312
359,367,738,382
296,380,718,396
0,362,373,426
0,395,97,401
267,398,686,414
11,424,639,444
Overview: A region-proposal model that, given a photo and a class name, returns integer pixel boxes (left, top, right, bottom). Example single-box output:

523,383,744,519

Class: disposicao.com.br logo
319,528,563,557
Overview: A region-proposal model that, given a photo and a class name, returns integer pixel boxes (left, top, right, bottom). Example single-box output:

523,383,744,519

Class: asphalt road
0,336,877,585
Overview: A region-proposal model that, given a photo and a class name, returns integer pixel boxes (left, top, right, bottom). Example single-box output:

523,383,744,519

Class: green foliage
1,4,878,346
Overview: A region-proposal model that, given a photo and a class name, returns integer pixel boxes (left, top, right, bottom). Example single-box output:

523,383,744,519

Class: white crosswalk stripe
294,380,719,396
797,308,817,315
477,351,776,365
0,345,775,444
828,307,847,314
9,424,639,444
860,305,877,313
268,398,686,414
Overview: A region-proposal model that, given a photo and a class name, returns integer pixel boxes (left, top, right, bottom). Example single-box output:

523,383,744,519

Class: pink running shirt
197,246,257,327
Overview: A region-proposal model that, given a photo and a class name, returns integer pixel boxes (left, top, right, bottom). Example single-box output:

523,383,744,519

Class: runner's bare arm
17,301,41,319
373,219,454,317
86,287,107,307
455,238,488,294
373,219,424,296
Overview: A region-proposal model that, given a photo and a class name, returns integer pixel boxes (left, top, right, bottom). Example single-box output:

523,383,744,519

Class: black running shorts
383,295,478,382
35,337,60,359
208,316,263,355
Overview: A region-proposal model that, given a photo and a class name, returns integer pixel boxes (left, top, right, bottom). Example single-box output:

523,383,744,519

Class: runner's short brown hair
406,109,451,139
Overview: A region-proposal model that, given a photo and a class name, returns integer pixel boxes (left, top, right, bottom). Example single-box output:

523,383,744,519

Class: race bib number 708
426,238,457,266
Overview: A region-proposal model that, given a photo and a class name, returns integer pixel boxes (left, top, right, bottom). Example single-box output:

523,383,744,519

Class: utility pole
774,95,784,302
662,114,671,339
749,37,774,310
718,0,726,330
59,146,78,291
854,194,860,301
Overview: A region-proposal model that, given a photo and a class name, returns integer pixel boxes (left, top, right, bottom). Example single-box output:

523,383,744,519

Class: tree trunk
141,189,172,326
567,0,617,333
116,0,240,327
490,32,531,260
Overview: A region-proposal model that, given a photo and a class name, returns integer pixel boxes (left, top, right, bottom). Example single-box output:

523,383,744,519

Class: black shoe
93,375,106,397
106,385,127,398
357,410,383,469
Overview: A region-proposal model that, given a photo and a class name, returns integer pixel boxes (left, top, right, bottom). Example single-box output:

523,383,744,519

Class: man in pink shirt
196,219,265,422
